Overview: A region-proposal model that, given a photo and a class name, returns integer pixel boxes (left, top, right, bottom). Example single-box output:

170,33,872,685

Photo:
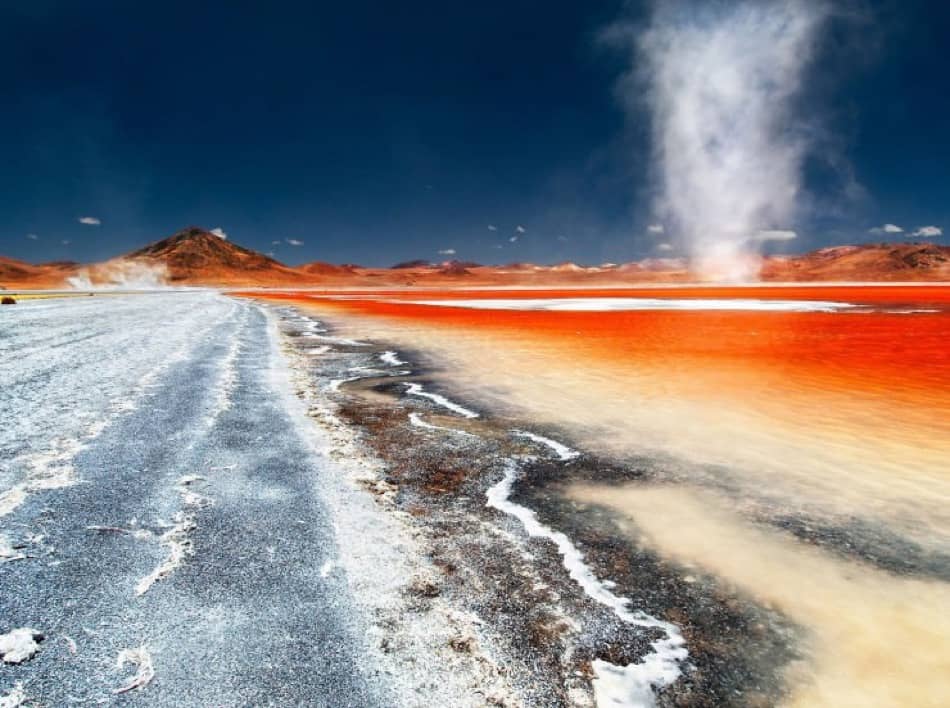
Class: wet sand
246,286,950,706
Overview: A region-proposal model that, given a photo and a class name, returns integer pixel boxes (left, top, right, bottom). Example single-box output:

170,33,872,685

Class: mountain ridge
2,229,949,288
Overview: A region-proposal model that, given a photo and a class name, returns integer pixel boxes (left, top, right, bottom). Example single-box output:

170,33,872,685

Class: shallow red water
251,286,950,406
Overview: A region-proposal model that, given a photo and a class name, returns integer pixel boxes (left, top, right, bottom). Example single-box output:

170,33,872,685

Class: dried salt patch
487,461,686,706
0,628,43,664
113,645,154,694
403,297,856,313
129,477,211,590
177,476,213,509
0,487,27,517
0,682,26,708
208,319,243,420
380,350,407,366
404,383,479,419
26,466,76,491
320,559,335,578
408,412,477,438
110,399,137,413
0,535,25,563
62,635,78,654
135,512,196,596
513,430,579,461
591,655,686,708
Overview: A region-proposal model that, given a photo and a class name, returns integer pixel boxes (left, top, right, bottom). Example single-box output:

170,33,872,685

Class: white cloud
656,242,674,251
911,225,942,238
869,223,904,235
515,225,526,233
272,240,281,245
557,235,569,242
438,248,456,255
210,227,228,240
26,233,38,240
753,229,797,242
286,238,304,246
61,239,71,245
78,216,101,225
647,223,665,234
509,236,518,243
487,224,498,232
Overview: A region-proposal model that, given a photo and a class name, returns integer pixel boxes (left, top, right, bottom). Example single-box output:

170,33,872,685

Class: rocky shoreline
272,303,805,707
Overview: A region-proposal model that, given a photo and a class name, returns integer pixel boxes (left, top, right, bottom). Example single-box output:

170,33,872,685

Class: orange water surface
246,285,950,535
251,285,950,405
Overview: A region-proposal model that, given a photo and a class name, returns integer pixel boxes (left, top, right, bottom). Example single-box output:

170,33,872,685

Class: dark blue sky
1,0,948,266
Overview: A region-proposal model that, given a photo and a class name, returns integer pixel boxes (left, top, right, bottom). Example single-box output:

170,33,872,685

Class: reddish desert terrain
2,227,949,289
0,256,80,290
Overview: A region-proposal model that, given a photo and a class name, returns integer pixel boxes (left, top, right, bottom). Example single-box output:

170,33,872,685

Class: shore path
0,293,389,705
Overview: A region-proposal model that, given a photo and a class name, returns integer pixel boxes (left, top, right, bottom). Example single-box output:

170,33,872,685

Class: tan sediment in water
570,484,950,708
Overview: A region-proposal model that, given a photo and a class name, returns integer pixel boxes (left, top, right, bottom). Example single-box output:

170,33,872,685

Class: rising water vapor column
636,0,827,281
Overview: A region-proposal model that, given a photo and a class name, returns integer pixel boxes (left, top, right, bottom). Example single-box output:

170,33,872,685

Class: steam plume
628,0,827,280
68,262,169,290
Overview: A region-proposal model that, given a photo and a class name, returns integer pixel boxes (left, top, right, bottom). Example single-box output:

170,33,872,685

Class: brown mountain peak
120,226,309,284
126,227,288,273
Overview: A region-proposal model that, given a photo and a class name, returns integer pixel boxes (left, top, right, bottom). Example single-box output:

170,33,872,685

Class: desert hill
760,242,950,282
297,261,358,277
2,231,949,289
0,256,79,289
119,227,310,285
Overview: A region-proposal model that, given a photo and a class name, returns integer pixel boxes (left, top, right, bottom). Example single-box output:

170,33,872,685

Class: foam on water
380,350,407,366
513,430,580,461
404,383,479,418
487,461,687,707
408,412,477,438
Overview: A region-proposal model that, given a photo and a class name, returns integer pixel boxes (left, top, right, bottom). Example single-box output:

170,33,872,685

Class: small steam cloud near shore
609,0,829,281
68,261,170,290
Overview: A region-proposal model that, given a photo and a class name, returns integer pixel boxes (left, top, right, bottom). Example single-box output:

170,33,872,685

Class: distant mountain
297,261,357,276
438,261,474,276
2,235,949,289
0,256,37,281
761,242,950,281
121,227,308,285
0,256,79,288
391,259,433,270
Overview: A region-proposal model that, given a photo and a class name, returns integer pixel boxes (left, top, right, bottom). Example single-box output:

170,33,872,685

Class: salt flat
0,293,388,705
